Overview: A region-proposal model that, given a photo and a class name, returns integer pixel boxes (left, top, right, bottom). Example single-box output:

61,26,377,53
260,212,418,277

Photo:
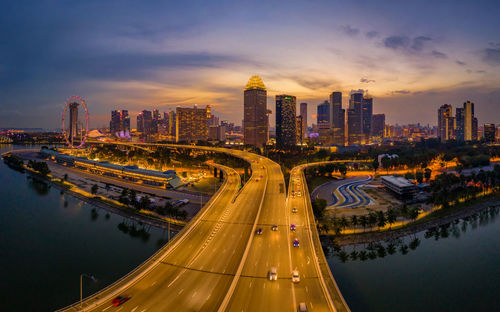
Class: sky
1,0,499,129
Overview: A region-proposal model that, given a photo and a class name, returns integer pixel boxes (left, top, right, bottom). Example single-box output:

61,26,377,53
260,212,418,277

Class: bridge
58,144,350,312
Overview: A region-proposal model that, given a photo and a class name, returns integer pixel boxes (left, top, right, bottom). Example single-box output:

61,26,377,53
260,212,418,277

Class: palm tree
339,216,349,232
351,215,358,233
376,211,386,229
359,216,368,232
386,209,397,229
91,184,98,195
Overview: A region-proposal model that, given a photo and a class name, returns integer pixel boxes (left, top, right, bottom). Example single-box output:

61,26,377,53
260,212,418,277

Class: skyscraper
244,76,268,147
317,100,330,145
137,110,153,135
300,102,307,138
152,109,160,134
110,110,130,137
329,91,345,145
371,114,385,138
438,104,453,141
69,102,79,146
484,124,495,142
176,105,208,142
275,95,297,147
296,115,303,145
456,101,476,142
362,95,373,142
347,90,363,145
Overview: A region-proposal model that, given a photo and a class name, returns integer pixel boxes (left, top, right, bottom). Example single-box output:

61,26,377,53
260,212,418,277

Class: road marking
178,289,184,295
306,286,309,293
131,306,138,312
102,306,113,311
192,291,197,298
150,281,156,287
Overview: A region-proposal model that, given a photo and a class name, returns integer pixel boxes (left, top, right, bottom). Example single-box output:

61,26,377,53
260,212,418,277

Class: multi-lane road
59,146,349,312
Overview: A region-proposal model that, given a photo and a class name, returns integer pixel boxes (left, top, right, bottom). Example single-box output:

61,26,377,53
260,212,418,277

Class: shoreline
324,195,500,247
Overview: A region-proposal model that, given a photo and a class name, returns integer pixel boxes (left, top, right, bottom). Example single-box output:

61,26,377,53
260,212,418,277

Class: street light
80,273,97,309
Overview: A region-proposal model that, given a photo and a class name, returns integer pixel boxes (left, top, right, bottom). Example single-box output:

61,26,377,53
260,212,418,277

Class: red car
111,295,130,306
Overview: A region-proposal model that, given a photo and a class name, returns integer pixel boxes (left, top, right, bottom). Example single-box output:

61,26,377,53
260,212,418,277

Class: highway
58,146,349,312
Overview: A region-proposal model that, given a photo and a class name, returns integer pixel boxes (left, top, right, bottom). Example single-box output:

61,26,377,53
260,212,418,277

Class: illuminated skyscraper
456,101,476,141
110,110,130,137
296,115,303,144
317,100,330,145
371,114,385,138
329,91,345,145
244,76,268,147
438,104,454,141
176,105,208,142
69,102,79,146
362,95,373,142
300,102,307,138
276,95,297,147
152,109,160,134
484,124,495,142
347,90,363,145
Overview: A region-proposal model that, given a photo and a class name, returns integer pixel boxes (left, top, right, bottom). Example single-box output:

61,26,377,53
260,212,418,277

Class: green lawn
308,176,338,193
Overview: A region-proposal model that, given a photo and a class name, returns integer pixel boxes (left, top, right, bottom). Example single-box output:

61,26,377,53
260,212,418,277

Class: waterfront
0,145,169,311
327,206,500,311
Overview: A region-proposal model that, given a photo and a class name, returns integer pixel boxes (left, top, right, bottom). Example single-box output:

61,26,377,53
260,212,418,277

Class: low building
381,175,417,198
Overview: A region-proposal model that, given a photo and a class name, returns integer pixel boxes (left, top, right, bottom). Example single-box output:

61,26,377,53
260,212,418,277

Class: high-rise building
175,105,208,142
300,102,307,138
152,109,160,134
438,104,453,141
137,112,144,133
244,76,268,147
276,95,297,147
371,114,385,138
296,116,303,145
69,102,79,146
456,101,476,142
484,123,496,142
362,95,373,142
329,92,345,145
317,100,330,145
137,110,153,135
110,110,130,137
347,90,363,145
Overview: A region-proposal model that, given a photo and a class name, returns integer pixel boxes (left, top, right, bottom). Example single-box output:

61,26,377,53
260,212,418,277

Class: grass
308,175,338,194
185,177,220,193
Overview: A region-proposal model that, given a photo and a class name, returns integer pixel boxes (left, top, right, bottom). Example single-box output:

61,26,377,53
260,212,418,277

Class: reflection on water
26,176,50,195
328,205,500,263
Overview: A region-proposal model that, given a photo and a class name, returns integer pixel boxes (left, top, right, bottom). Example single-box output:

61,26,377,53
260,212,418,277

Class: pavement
312,176,372,209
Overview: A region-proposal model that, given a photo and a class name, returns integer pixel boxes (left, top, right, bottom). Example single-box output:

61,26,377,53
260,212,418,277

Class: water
0,145,169,311
327,208,500,311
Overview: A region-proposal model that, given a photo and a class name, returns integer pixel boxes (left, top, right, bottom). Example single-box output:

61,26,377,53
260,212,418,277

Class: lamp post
80,273,97,309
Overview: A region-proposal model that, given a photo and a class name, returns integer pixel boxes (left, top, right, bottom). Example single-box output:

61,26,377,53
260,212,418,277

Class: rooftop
381,175,415,188
244,76,266,91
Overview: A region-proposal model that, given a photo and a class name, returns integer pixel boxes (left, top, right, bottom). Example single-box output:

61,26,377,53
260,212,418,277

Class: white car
292,207,297,213
268,267,278,281
292,270,300,283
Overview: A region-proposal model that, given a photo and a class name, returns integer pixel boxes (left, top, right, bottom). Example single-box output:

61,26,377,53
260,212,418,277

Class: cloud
341,25,360,37
292,77,336,90
360,77,375,83
391,90,411,95
383,36,410,50
456,60,466,66
431,50,448,59
482,48,500,65
365,31,378,39
411,36,432,51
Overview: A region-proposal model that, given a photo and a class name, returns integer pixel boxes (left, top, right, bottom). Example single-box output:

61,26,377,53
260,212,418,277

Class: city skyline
1,1,500,128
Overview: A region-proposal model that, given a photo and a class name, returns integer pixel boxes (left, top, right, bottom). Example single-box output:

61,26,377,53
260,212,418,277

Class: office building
484,123,496,142
208,125,226,141
276,94,297,147
317,100,330,145
110,110,130,137
381,175,417,199
329,91,345,145
175,105,208,142
371,114,385,138
244,76,268,147
438,104,453,141
137,110,153,135
361,95,373,142
456,101,476,141
152,109,161,134
300,102,307,138
296,116,303,144
347,90,363,145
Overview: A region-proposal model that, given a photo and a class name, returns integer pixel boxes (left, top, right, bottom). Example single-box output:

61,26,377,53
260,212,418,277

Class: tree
376,211,386,229
408,208,419,222
338,164,347,178
372,159,379,174
128,190,138,207
339,217,349,232
368,212,378,229
63,174,68,181
415,171,424,184
91,184,99,195
381,156,391,174
311,198,327,220
138,196,151,210
386,208,397,228
424,168,432,182
359,215,368,232
119,189,129,205
351,215,358,232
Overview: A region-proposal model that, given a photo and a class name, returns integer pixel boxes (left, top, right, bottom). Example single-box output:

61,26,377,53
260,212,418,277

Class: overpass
58,144,349,311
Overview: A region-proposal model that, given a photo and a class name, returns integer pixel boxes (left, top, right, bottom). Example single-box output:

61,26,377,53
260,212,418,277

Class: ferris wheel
61,96,89,148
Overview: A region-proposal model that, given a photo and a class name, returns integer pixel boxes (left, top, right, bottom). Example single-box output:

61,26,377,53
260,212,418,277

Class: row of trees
117,188,188,220
427,165,500,209
27,159,50,176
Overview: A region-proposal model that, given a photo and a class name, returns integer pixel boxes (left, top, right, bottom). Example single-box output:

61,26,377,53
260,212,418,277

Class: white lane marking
150,281,156,287
192,291,197,298
306,286,309,293
131,306,138,312
178,289,184,295
102,305,113,311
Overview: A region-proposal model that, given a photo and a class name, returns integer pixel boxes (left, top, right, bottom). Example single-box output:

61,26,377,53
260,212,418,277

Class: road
312,176,372,209
59,146,349,312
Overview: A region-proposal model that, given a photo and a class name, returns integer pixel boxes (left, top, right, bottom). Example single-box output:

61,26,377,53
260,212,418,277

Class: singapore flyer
61,96,89,148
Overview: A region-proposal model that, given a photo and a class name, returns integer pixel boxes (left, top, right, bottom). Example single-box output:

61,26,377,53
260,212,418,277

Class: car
260,175,263,178
292,270,300,283
268,267,278,281
256,178,259,182
298,302,308,312
296,192,301,197
292,207,297,213
271,224,278,231
293,238,299,247
290,224,296,231
255,228,263,235
111,295,130,306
